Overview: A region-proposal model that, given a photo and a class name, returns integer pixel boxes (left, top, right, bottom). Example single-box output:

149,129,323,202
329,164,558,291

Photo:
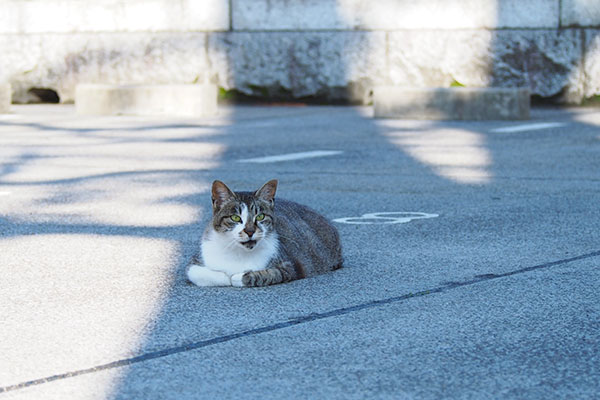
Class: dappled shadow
0,107,231,395
3,106,600,400
2,2,600,399
0,119,221,134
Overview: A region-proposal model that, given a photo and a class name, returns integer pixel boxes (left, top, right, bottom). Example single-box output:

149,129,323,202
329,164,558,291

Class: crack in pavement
3,249,599,394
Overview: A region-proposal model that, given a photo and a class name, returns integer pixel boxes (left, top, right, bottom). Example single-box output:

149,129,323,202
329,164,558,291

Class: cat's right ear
211,180,235,210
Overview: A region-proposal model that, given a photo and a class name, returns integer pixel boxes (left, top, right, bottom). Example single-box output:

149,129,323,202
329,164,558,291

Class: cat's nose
243,228,255,238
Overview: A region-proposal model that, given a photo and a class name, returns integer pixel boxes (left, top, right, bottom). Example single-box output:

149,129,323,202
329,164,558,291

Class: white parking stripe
491,122,567,133
237,150,342,163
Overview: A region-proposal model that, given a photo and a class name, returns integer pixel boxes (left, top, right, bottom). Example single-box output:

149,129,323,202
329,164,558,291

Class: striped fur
187,179,343,287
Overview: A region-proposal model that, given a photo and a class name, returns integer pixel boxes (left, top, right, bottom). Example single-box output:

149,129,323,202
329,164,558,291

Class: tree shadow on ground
1,3,600,398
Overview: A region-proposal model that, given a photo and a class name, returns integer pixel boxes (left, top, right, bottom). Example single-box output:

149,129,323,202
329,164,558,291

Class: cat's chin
240,240,258,250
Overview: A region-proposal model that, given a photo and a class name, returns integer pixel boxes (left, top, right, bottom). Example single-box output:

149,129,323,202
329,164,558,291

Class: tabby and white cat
187,179,343,287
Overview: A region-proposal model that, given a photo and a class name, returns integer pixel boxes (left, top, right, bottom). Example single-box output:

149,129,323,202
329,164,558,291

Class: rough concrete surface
2,29,599,104
583,30,600,98
232,0,559,30
562,0,600,27
1,1,600,104
208,31,387,101
75,84,218,117
0,33,212,104
387,29,587,102
0,0,229,33
0,84,10,113
0,104,599,399
373,87,530,120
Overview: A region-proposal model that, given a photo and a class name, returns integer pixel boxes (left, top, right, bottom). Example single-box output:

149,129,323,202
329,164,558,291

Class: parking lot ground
1,104,599,399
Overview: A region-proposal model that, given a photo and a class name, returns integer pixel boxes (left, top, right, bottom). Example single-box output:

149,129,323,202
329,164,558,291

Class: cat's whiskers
251,231,265,240
224,237,241,251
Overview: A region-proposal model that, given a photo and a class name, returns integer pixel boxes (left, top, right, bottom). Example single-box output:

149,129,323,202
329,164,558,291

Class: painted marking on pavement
333,212,439,225
0,191,11,196
237,150,342,163
491,122,567,133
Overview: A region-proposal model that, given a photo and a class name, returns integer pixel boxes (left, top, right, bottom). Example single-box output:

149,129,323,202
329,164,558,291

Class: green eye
230,215,241,222
256,213,265,221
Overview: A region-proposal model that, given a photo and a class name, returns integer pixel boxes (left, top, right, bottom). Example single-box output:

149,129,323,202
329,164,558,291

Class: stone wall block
2,33,210,103
562,0,600,27
0,0,229,34
0,83,11,113
232,0,558,30
583,30,600,98
490,30,584,100
387,30,496,88
374,87,530,120
388,29,585,101
209,32,387,101
75,83,218,117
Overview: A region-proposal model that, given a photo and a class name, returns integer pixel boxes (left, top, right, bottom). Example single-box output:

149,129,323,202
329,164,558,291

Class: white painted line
237,150,343,163
243,120,278,128
334,212,439,225
0,191,11,196
491,122,567,133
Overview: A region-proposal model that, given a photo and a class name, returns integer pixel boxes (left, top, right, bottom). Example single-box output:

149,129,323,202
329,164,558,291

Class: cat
186,179,343,287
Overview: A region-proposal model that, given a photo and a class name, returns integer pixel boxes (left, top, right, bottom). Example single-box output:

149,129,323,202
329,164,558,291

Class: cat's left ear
255,179,278,203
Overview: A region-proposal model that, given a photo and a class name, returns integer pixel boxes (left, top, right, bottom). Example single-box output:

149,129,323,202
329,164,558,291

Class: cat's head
210,179,277,250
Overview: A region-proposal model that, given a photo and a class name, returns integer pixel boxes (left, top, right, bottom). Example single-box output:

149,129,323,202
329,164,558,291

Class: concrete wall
1,0,599,104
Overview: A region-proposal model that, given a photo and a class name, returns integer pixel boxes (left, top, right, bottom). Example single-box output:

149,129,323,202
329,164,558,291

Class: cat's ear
255,179,278,203
211,180,235,210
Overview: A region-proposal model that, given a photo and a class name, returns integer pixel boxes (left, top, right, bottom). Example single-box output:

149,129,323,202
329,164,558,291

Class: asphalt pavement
1,104,599,399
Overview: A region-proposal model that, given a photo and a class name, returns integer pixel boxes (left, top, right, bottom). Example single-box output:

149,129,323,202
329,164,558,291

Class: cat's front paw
230,273,247,287
187,264,231,287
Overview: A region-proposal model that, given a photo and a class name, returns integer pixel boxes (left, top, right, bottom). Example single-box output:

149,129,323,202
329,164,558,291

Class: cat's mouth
240,240,257,250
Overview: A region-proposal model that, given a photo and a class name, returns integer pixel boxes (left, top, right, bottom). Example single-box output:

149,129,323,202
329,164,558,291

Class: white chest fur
200,229,279,276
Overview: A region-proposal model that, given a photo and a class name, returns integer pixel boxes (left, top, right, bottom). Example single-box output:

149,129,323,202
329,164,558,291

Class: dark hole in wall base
530,93,564,107
530,87,596,107
26,88,60,104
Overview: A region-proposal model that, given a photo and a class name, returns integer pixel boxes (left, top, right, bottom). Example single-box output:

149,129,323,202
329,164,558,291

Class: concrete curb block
373,87,530,120
0,83,11,113
75,84,218,117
